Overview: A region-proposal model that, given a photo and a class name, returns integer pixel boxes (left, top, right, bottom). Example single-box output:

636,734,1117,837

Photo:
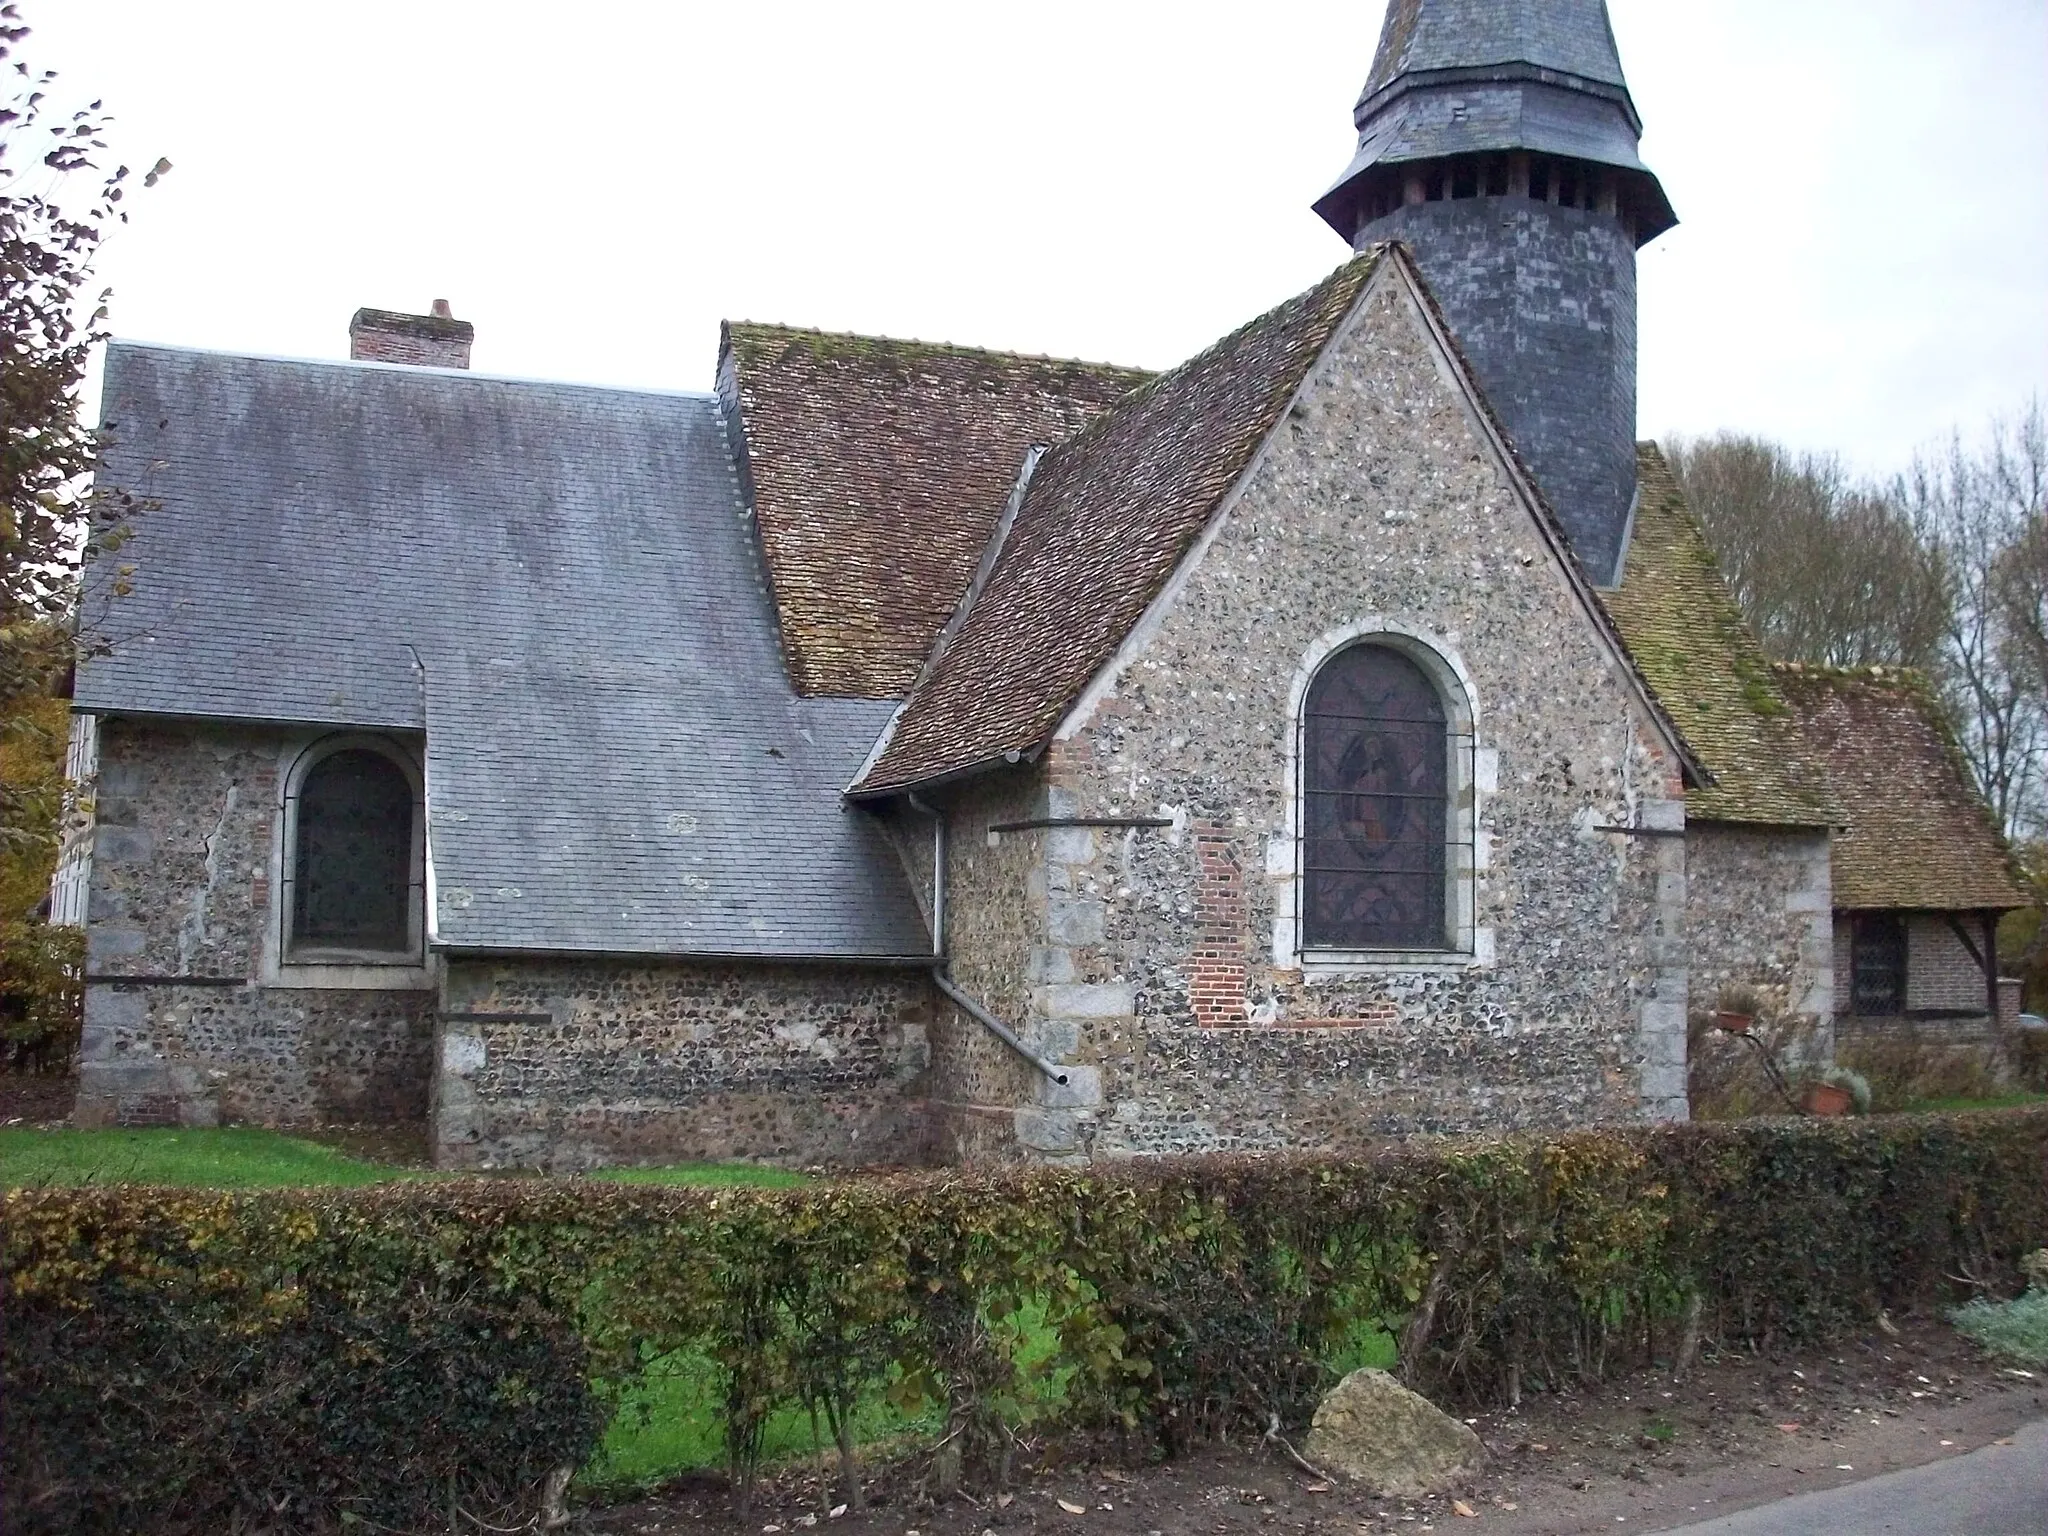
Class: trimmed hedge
6,1110,2046,1533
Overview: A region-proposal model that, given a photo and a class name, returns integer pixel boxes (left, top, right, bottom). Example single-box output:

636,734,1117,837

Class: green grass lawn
0,1126,406,1188
0,1125,808,1191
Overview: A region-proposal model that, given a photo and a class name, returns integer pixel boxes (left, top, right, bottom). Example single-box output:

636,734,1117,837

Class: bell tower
1315,0,1675,585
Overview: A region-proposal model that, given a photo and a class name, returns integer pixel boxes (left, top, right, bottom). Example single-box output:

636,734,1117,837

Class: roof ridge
1770,660,1930,687
1034,253,1383,468
850,252,1387,796
103,339,722,400
722,320,1153,380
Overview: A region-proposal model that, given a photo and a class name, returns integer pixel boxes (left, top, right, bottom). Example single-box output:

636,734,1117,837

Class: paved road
1657,1416,2048,1534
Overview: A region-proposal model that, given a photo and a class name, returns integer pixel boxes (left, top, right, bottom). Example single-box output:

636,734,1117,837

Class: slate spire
1314,0,1675,585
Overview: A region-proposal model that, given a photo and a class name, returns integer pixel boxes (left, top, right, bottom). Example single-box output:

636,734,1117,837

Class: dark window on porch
1851,914,1907,1016
292,749,414,952
1301,645,1448,950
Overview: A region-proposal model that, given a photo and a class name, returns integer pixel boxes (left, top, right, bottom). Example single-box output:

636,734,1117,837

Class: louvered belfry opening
1301,646,1450,950
291,748,415,952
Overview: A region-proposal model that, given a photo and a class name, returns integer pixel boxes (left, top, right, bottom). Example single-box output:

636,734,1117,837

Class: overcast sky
35,0,2048,479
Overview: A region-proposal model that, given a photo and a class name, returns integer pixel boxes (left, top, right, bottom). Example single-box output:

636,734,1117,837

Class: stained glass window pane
1302,646,1448,950
293,749,413,951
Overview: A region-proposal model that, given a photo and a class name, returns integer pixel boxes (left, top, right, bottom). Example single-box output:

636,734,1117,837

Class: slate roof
1363,0,1629,98
850,256,1382,797
1315,0,1674,244
81,344,931,961
719,323,1151,701
1775,666,2026,913
1601,446,1841,828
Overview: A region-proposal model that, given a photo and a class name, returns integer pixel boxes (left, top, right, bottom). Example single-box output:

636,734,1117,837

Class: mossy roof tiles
1601,446,1840,828
720,323,1152,700
852,255,1383,797
1774,665,2026,913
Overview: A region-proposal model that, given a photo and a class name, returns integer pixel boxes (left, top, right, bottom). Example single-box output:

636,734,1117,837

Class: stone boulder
1302,1368,1484,1497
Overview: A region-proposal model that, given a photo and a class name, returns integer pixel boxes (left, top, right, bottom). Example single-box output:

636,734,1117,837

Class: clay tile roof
720,323,1152,699
1774,665,2027,912
851,254,1383,798
1601,446,1841,827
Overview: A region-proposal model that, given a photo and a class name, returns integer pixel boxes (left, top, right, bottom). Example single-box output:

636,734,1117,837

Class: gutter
907,790,1069,1088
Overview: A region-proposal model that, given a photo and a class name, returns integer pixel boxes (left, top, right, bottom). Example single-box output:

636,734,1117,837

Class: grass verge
1950,1291,2048,1367
0,1126,405,1188
0,1126,808,1191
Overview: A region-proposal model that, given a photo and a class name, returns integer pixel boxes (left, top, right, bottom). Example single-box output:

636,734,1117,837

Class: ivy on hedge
5,1110,2045,1534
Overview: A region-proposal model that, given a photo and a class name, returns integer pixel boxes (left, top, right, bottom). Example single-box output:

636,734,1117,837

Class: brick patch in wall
1192,821,1248,1029
1204,1011,1401,1033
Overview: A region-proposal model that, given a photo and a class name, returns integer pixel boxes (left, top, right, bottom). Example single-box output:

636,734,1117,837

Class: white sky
37,0,2048,479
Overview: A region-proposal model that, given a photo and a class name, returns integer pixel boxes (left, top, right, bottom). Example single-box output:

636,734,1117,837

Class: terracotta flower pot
1714,1011,1756,1036
1803,1082,1853,1117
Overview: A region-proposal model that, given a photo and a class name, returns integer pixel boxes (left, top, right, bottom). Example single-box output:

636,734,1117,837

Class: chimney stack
348,300,474,369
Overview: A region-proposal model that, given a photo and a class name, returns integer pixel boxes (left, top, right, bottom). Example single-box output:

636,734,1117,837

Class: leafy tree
1665,433,1949,670
1668,410,2048,843
1893,405,2048,840
0,5,161,1068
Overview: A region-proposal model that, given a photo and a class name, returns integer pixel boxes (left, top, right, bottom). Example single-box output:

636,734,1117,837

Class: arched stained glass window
1301,645,1449,950
291,748,414,952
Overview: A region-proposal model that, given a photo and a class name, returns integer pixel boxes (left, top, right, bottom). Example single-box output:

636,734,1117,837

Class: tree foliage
1669,406,2048,844
0,6,160,1067
1665,433,1949,670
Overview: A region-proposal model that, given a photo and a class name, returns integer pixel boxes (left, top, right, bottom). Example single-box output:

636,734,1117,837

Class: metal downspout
933,971,1069,1089
907,792,1068,1088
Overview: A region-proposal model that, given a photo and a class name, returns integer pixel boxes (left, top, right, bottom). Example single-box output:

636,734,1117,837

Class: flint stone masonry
76,721,433,1128
1686,826,1833,1050
935,267,1685,1159
925,771,1073,1162
433,959,934,1170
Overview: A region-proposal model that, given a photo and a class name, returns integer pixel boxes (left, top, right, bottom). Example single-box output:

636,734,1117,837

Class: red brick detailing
349,303,474,369
1191,821,1247,1029
1204,1016,1399,1033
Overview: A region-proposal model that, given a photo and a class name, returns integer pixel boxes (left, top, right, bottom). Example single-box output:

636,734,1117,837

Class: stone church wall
1683,825,1833,1054
937,268,1687,1160
74,720,435,1128
432,958,935,1170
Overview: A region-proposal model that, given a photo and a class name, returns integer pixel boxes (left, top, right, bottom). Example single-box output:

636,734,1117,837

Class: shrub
1688,1009,1815,1118
3,1185,607,1534
2014,1028,2048,1094
1838,1032,2002,1111
5,1112,2046,1532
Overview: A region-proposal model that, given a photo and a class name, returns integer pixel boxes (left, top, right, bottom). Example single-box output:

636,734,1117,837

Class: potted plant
1794,1073,1875,1122
1802,1079,1853,1116
1714,982,1766,1037
1801,1066,1869,1118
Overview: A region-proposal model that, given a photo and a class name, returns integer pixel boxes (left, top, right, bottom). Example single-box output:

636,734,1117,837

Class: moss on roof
1601,446,1840,827
1774,664,2026,912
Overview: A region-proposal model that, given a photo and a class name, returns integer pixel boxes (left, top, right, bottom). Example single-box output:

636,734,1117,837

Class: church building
59,0,2025,1165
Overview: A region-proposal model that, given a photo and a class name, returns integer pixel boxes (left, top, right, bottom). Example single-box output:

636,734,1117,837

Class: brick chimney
348,299,474,369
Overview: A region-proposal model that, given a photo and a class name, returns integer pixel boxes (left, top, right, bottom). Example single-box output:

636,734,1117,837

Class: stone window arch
1279,622,1482,967
281,736,424,961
